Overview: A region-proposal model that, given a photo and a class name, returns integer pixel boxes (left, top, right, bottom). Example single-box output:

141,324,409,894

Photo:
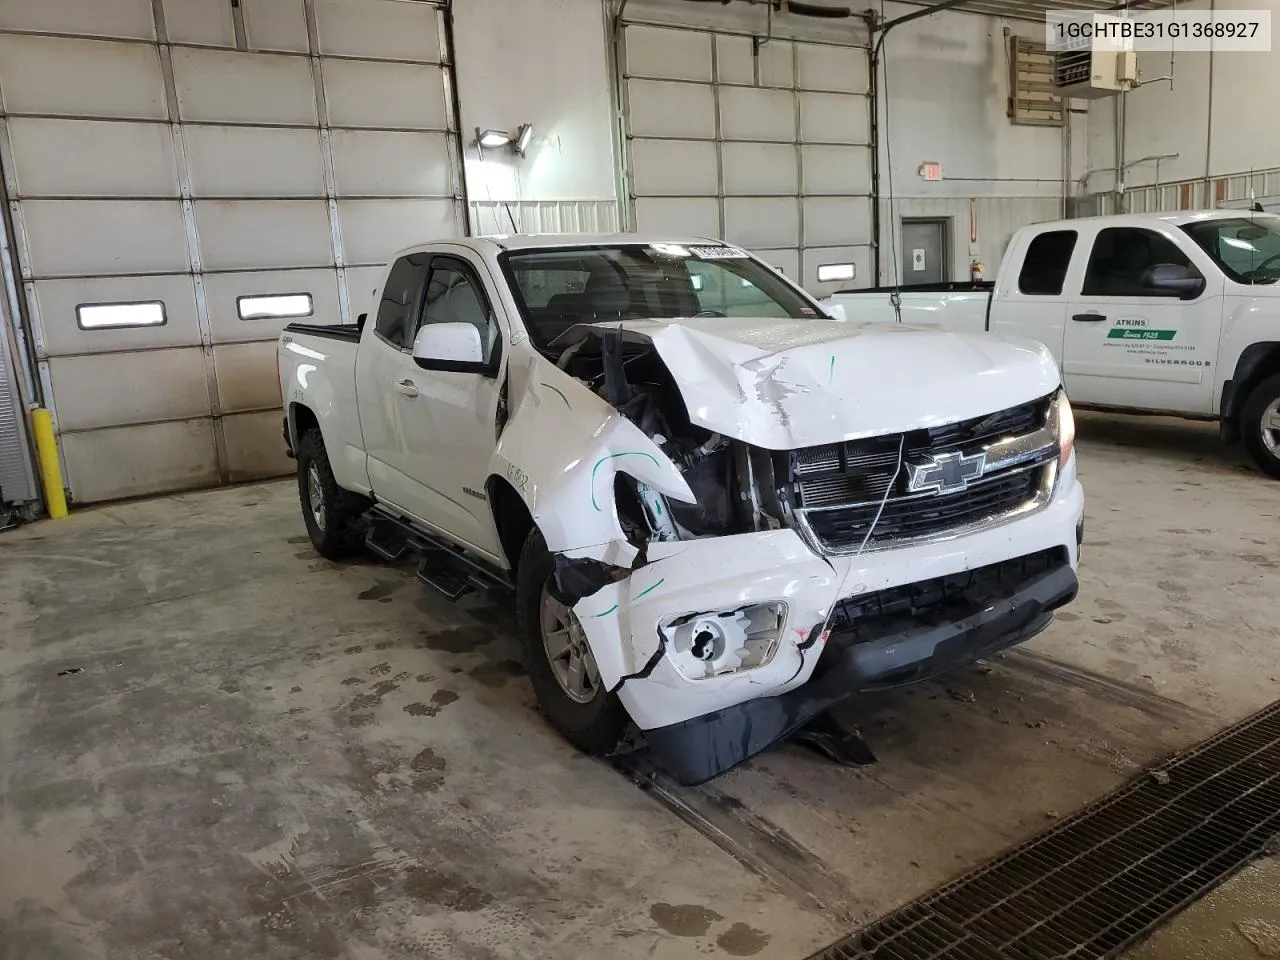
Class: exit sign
918,161,943,181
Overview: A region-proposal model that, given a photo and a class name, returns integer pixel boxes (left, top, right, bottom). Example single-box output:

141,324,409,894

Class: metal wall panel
625,26,712,82
719,87,795,142
0,36,167,119
22,200,190,277
322,60,449,130
6,118,179,198
630,139,718,196
0,0,464,502
35,274,202,355
202,268,341,342
242,0,309,53
313,0,442,62
172,49,318,125
328,129,452,197
625,80,715,139
721,143,797,196
162,0,236,47
184,127,326,198
621,21,872,294
213,341,282,413
194,200,334,271
48,348,211,431
60,419,220,502
0,0,157,41
337,199,457,266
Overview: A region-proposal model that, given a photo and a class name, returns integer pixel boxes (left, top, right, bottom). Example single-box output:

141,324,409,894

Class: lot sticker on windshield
689,246,748,260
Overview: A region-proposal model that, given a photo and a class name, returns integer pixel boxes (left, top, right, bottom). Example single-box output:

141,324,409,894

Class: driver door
1063,226,1222,415
392,255,507,561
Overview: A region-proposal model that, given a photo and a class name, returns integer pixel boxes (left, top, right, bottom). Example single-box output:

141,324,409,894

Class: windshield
498,243,820,348
1180,217,1280,285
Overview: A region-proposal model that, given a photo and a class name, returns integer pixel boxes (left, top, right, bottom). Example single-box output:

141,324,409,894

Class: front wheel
1242,372,1280,480
515,529,628,754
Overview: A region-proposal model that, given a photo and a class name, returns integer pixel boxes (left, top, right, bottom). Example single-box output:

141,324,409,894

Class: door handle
395,378,419,398
1072,312,1107,322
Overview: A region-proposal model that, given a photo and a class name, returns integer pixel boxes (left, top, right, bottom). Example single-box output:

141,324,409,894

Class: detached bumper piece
643,548,1078,785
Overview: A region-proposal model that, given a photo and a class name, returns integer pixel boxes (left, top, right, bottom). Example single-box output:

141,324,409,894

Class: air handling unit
1051,13,1138,98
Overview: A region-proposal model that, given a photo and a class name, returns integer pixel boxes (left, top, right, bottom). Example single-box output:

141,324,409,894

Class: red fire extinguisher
970,258,985,282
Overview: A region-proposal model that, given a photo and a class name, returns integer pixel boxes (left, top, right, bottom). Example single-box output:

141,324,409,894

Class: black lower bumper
642,558,1079,786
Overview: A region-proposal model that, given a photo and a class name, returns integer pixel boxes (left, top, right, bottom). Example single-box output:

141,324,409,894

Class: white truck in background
824,211,1280,478
278,234,1084,784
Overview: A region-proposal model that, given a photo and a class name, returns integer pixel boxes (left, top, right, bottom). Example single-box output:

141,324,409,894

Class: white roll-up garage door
0,0,464,503
619,14,872,294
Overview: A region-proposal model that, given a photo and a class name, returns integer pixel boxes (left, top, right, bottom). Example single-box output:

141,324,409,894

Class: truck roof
392,233,730,259
1025,210,1280,232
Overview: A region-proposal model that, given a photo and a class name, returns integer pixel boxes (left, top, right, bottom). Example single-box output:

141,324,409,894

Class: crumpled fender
488,357,695,561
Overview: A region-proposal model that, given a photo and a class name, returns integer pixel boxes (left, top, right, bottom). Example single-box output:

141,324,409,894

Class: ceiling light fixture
515,123,534,157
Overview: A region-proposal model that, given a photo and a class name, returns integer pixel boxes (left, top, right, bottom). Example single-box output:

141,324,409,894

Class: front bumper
571,457,1084,781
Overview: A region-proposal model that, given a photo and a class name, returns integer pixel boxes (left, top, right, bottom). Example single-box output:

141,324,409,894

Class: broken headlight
658,602,787,681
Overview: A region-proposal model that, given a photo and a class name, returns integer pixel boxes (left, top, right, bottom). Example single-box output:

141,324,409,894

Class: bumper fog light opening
660,601,787,681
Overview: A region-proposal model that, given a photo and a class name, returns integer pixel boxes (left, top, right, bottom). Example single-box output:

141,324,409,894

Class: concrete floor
1,411,1277,960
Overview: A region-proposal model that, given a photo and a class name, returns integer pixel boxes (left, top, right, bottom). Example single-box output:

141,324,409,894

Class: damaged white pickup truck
278,234,1085,784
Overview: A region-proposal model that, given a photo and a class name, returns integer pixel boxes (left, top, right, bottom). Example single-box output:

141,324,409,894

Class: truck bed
283,321,362,342
823,285,992,334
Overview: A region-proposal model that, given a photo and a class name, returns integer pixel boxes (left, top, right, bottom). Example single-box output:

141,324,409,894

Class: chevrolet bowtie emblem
905,449,987,495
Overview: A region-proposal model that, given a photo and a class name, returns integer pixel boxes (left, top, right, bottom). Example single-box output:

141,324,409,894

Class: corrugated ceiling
916,0,1172,23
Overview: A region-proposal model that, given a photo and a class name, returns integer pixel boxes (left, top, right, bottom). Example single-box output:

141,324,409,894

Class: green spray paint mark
655,501,663,516
828,355,836,384
632,578,666,602
593,603,620,618
542,382,571,407
590,451,661,511
1107,328,1176,341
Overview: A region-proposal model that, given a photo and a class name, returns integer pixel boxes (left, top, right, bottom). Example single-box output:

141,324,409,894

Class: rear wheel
516,529,627,754
1242,373,1280,480
296,427,370,558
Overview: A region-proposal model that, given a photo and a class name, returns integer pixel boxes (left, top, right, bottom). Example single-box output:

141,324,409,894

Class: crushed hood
559,316,1062,450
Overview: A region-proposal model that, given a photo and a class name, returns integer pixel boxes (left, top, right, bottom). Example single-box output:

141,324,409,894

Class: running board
364,507,513,600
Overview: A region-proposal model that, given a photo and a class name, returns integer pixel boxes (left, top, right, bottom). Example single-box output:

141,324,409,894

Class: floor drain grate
809,699,1280,960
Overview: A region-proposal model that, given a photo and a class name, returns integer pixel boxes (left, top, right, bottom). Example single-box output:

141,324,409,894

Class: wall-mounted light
515,123,533,157
476,128,512,149
474,123,535,157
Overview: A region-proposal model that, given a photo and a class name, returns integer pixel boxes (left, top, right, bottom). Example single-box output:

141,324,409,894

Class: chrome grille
792,394,1058,553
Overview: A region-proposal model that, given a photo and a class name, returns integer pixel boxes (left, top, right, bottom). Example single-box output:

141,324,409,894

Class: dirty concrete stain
403,867,493,912
368,662,391,676
418,628,478,654
411,748,446,773
374,640,395,650
649,903,723,937
347,713,375,727
715,922,772,956
340,677,363,686
289,685,302,693
1237,919,1280,957
403,690,459,718
348,679,400,712
218,681,240,694
344,645,363,655
469,658,527,688
416,673,436,683
357,581,400,601
287,535,309,544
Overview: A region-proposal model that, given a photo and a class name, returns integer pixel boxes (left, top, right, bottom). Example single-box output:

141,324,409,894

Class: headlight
1054,389,1075,466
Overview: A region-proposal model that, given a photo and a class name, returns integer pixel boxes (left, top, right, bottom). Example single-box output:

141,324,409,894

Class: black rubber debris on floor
808,699,1280,960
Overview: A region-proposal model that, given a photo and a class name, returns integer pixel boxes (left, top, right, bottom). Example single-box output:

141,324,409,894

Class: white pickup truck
277,234,1084,784
825,211,1280,478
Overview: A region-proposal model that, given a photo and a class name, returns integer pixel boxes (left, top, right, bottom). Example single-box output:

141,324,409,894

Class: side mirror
824,301,849,322
1143,263,1205,300
412,322,483,368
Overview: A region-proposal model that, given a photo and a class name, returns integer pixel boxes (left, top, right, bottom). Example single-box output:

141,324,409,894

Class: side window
1018,230,1077,295
1082,228,1196,297
421,262,498,363
375,253,429,348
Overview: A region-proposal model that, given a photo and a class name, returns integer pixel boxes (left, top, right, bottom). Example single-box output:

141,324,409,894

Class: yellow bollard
29,407,67,519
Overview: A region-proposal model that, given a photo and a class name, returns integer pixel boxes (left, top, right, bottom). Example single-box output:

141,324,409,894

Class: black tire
1241,372,1280,480
515,528,627,754
296,427,370,559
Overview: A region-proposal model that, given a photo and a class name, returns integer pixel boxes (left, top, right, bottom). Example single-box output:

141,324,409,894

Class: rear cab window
1018,230,1078,295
